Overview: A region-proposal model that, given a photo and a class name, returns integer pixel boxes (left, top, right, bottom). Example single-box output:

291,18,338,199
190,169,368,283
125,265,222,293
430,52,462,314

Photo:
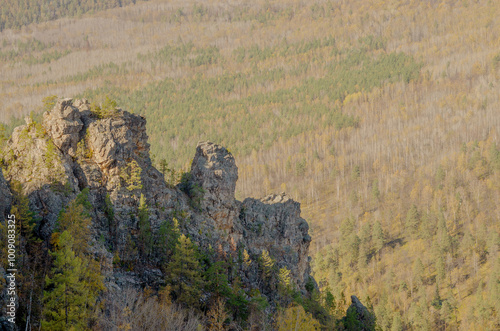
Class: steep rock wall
1,98,315,301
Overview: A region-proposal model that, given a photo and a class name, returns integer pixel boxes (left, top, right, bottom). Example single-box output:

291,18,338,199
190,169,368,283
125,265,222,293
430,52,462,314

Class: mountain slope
0,0,499,330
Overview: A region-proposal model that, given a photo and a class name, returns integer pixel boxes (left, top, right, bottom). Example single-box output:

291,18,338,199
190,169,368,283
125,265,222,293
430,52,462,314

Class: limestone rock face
240,193,312,287
2,114,79,238
191,141,238,204
86,110,150,173
42,98,83,157
1,97,315,304
190,141,238,230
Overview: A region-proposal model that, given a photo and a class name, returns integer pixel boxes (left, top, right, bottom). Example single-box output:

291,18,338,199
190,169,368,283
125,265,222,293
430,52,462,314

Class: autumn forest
0,0,499,330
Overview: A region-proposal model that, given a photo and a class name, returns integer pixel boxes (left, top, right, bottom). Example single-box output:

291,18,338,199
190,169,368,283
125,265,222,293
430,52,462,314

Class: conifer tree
405,205,420,238
154,218,180,265
357,242,368,270
391,313,403,331
166,234,204,307
373,221,385,254
413,258,425,287
10,181,35,239
42,231,97,330
371,179,380,201
120,160,143,191
55,192,91,257
358,223,371,269
205,261,231,300
260,249,274,279
8,180,46,328
437,213,452,254
436,256,446,283
138,193,152,257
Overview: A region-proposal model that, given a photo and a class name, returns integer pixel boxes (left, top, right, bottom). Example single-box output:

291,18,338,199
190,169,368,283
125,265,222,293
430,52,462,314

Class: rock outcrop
239,193,312,287
0,98,315,309
42,98,84,158
190,141,239,231
340,295,377,331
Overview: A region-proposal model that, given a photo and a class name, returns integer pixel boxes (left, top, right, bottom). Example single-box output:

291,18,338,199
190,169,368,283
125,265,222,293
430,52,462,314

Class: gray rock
191,141,238,205
340,295,377,331
190,141,239,231
1,98,316,309
43,98,83,157
239,193,312,290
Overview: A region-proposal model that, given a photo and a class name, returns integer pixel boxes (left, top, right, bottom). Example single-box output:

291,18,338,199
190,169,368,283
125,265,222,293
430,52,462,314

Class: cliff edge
0,98,314,310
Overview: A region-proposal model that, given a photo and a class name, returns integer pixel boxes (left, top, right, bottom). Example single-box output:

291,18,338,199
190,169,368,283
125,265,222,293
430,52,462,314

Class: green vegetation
42,95,58,112
90,96,120,119
137,193,152,257
0,0,148,31
166,234,204,308
80,41,420,168
1,0,500,329
43,190,104,329
119,159,142,191
64,62,128,83
178,172,204,210
42,231,96,330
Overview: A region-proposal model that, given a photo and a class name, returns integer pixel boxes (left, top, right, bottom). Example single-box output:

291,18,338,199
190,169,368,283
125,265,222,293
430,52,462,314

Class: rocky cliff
0,98,314,311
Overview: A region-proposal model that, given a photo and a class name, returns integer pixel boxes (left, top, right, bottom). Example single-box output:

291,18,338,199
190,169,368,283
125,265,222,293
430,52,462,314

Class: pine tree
371,179,380,201
357,242,368,270
358,223,371,268
436,256,446,283
55,193,91,257
42,231,99,330
440,300,453,330
205,261,231,300
437,213,452,254
9,180,36,269
120,160,143,191
413,258,425,287
155,218,181,265
391,313,403,331
137,193,152,257
260,249,274,279
8,180,46,328
339,218,360,267
166,234,204,307
405,205,420,238
431,284,442,309
373,221,385,254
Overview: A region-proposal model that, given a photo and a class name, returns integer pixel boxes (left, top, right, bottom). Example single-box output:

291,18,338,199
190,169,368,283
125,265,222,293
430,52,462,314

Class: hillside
0,99,345,329
0,0,499,330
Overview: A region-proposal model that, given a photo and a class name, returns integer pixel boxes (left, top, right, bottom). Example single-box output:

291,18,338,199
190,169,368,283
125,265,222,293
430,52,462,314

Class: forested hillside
1,0,499,330
0,0,148,31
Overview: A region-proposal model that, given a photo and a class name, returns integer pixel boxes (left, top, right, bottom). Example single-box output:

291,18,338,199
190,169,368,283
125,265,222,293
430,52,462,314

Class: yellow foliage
275,305,321,331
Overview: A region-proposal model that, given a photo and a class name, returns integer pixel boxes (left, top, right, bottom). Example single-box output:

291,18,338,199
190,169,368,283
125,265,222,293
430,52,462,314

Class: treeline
0,0,146,31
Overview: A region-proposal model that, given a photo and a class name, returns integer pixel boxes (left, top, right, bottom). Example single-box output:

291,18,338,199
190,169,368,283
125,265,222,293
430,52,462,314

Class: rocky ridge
0,98,313,307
